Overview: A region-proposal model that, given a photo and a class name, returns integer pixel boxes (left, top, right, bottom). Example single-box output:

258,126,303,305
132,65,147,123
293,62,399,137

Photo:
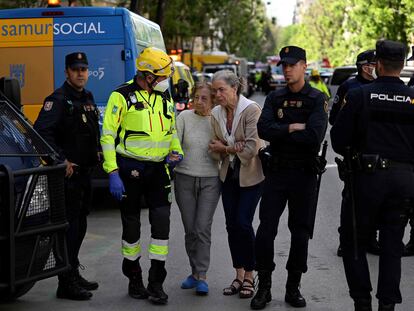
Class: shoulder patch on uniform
333,95,339,104
112,105,118,114
168,105,174,113
44,101,54,111
324,101,329,113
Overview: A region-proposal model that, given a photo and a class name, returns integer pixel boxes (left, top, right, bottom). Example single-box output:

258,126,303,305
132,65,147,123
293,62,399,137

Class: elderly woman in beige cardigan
209,70,265,299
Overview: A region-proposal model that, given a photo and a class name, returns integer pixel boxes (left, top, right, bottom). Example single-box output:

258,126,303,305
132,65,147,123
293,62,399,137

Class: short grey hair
212,70,244,96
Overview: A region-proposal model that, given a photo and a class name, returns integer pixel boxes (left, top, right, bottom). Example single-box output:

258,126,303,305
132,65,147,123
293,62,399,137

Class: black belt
355,154,414,172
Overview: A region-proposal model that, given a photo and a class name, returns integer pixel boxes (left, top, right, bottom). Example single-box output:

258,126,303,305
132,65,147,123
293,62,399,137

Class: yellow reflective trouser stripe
148,239,168,261
122,240,141,261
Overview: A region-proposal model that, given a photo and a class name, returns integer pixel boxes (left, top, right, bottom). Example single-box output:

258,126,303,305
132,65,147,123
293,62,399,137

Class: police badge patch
112,106,118,114
44,101,54,111
277,108,284,119
131,170,140,178
324,101,329,113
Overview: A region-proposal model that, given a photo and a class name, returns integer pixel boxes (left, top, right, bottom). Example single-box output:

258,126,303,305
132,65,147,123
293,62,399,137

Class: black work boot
378,301,395,311
250,271,272,310
147,260,168,304
74,265,99,291
57,269,92,300
285,271,306,308
129,270,148,299
354,298,372,311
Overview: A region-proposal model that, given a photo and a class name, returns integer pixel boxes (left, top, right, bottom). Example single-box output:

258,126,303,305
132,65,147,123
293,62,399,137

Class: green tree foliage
127,0,276,61
280,0,414,66
0,0,277,61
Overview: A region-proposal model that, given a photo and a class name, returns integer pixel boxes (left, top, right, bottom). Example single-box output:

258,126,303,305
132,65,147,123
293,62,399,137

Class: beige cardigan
210,95,265,187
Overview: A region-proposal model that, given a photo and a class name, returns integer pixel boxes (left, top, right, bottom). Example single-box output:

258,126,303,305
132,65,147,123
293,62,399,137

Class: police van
0,6,167,124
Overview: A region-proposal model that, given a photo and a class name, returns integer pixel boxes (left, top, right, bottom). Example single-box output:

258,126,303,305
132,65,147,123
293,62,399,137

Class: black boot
378,301,395,311
354,298,372,311
285,271,306,308
57,269,92,300
147,260,168,305
74,265,99,291
250,271,272,310
129,270,148,299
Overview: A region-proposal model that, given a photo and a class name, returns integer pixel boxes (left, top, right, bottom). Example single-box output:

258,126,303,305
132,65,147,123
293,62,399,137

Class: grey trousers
174,172,221,277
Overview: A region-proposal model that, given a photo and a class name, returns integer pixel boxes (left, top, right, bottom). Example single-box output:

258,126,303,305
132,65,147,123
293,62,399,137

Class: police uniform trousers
340,165,414,305
64,168,93,269
117,156,171,276
255,168,317,273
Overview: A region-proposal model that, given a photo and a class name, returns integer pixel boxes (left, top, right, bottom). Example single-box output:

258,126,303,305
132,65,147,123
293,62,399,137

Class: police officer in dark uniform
34,52,100,300
329,49,376,125
331,40,414,311
330,49,381,257
407,46,414,87
251,46,327,310
403,48,414,257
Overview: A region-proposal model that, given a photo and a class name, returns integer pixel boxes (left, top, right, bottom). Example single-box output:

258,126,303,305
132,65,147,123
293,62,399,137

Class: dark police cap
376,40,406,61
356,49,376,66
277,46,306,66
65,52,89,69
407,46,414,61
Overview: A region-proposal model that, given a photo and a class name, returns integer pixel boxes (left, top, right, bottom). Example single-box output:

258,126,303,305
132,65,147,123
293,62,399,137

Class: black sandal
223,279,243,296
239,278,255,299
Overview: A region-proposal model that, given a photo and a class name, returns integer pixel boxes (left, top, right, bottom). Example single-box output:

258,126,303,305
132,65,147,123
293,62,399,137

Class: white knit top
175,110,219,177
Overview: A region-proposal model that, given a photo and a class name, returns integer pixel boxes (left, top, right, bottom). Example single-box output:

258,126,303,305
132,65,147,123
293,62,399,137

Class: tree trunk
156,0,166,29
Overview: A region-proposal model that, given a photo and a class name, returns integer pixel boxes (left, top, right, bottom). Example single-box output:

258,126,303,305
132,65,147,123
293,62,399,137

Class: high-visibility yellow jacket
101,79,183,173
309,80,330,99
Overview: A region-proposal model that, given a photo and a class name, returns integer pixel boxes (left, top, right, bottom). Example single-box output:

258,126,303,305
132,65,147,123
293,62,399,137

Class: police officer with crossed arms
251,46,327,310
331,39,414,311
34,52,100,300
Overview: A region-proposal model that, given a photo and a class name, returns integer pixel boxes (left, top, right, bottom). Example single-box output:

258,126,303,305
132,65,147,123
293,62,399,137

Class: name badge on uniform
129,93,138,104
277,108,284,119
82,114,87,123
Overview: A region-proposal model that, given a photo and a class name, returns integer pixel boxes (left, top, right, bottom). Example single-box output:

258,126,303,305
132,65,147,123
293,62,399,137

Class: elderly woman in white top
174,81,221,295
209,70,265,299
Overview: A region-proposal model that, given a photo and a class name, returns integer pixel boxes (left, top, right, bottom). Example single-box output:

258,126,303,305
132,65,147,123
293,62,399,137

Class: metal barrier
0,163,68,297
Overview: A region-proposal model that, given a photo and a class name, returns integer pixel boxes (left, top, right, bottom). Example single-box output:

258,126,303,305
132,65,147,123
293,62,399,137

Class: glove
109,171,125,201
166,151,183,167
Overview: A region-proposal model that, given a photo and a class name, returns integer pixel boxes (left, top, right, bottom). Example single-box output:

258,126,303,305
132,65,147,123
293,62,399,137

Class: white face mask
153,78,170,92
371,68,377,79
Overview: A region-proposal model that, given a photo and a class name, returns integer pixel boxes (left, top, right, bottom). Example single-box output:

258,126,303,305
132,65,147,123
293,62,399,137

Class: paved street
1,92,413,311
